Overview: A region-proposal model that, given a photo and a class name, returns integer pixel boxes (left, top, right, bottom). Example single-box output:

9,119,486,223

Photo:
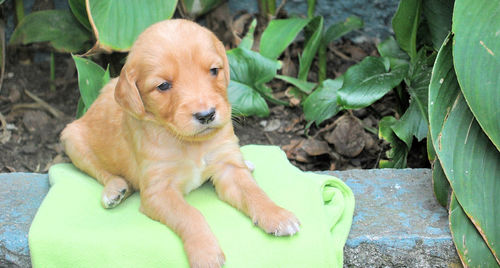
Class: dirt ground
0,35,430,174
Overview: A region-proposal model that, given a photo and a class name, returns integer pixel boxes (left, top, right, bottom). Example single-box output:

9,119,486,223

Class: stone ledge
0,169,460,267
324,169,460,267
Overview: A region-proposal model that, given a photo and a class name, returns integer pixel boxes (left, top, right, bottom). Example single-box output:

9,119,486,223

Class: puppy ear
214,40,230,85
114,67,145,118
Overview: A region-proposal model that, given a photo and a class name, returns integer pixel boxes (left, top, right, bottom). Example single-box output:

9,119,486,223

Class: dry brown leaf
325,115,366,157
301,138,330,156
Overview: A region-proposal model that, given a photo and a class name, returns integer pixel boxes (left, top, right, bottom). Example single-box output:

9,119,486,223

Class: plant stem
307,0,316,18
50,52,55,91
258,0,276,16
14,0,25,24
318,41,326,82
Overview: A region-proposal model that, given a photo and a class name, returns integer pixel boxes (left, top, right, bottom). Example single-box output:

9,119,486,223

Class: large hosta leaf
302,78,343,126
432,159,450,207
87,0,177,51
226,48,280,117
9,10,91,53
392,0,422,60
337,56,408,109
449,194,499,267
422,0,454,50
69,0,92,31
228,81,269,117
452,0,500,150
260,18,310,60
429,37,500,264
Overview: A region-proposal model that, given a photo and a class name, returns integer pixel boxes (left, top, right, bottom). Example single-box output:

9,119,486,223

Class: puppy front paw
101,178,130,209
253,205,300,236
185,236,226,268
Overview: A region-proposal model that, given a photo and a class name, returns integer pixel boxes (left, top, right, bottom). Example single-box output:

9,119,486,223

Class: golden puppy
61,19,300,267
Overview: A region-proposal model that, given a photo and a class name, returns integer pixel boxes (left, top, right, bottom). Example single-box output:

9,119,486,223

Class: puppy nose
193,108,216,124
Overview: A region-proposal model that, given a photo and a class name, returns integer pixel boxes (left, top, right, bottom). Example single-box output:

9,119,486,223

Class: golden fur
61,19,300,268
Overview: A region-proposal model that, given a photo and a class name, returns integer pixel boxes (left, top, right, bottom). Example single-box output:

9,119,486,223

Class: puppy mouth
195,126,217,136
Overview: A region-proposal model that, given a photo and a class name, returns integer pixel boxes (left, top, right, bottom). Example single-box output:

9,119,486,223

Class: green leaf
9,10,91,53
429,36,500,264
228,81,269,117
377,36,410,60
452,0,500,151
422,0,454,51
378,116,408,168
73,56,109,110
449,194,499,267
303,78,343,126
226,47,280,117
68,0,92,31
227,48,280,86
180,0,223,17
76,97,87,119
432,159,450,207
392,100,428,148
298,16,323,80
406,48,435,123
260,17,310,60
238,19,257,50
87,0,177,51
392,0,422,60
323,16,363,44
275,75,316,94
337,56,408,109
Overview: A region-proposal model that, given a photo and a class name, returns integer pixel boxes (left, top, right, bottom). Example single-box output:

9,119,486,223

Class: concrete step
0,169,460,267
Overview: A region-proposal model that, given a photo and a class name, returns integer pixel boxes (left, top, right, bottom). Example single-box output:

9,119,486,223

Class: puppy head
115,19,231,141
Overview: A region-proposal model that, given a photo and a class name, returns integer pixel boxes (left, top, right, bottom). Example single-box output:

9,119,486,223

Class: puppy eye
157,82,172,91
210,68,219,76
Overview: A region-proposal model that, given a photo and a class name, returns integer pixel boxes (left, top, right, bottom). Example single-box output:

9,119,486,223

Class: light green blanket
29,145,354,268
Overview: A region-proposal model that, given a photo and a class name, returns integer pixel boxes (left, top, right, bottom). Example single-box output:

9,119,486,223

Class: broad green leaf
422,0,454,51
238,19,257,50
87,0,177,51
228,81,269,117
298,16,323,80
76,97,87,119
275,75,316,94
323,16,363,44
377,36,409,60
68,0,92,31
337,56,408,109
226,47,280,117
449,194,499,267
73,56,109,110
432,159,450,207
405,48,435,123
227,48,280,87
427,131,436,162
9,10,91,53
377,37,410,71
391,100,428,148
378,116,408,168
260,18,310,60
392,0,422,60
453,0,500,150
429,37,500,263
303,78,343,126
180,0,223,17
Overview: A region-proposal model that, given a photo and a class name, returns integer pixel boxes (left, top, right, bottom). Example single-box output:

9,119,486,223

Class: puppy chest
180,157,210,194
